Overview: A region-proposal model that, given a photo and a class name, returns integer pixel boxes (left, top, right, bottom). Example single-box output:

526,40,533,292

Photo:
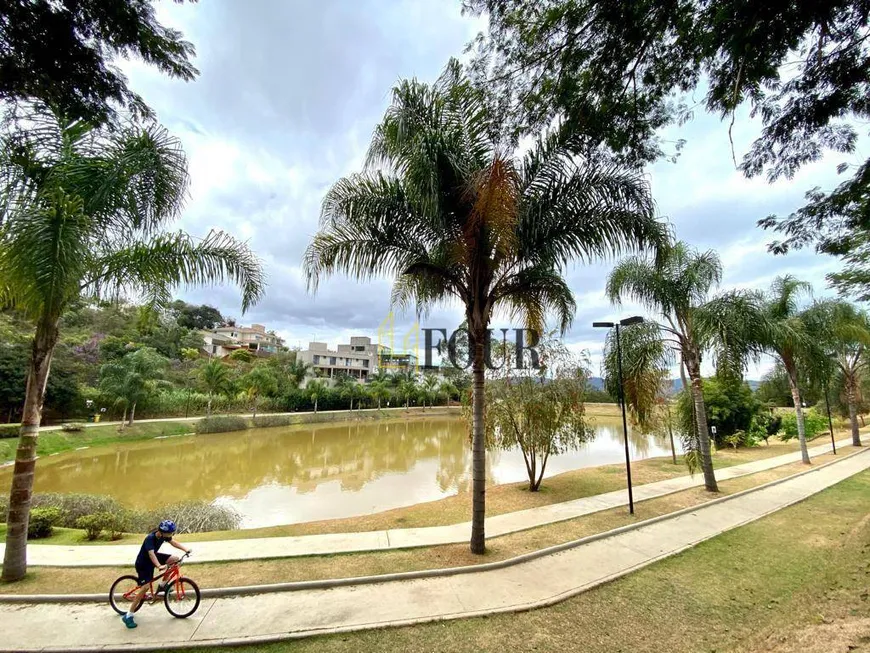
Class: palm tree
334,373,361,410
241,364,278,419
755,276,815,463
805,299,870,446
0,109,264,581
421,375,439,409
398,377,418,410
439,379,459,405
607,241,763,491
98,347,168,427
368,379,392,409
304,62,664,554
199,358,232,418
307,379,327,413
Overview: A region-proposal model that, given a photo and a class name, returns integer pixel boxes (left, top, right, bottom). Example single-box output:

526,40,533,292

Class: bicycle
109,552,201,619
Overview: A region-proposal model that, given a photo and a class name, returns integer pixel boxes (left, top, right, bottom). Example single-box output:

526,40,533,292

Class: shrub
75,513,107,540
60,422,86,432
103,509,131,540
31,493,122,527
0,424,19,439
28,507,62,539
251,414,296,429
780,409,829,441
129,501,241,534
195,416,250,434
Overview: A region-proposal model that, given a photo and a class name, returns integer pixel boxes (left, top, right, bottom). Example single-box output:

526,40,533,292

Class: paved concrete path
8,436,862,567
2,446,867,652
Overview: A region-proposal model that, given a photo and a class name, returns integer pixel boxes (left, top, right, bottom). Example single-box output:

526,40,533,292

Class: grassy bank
173,465,870,653
0,405,463,464
0,421,194,464
0,449,854,596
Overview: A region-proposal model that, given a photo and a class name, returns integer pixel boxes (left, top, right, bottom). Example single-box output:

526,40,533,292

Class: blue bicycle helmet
158,519,177,534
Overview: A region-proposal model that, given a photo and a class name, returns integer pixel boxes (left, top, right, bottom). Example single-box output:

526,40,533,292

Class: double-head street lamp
593,316,644,515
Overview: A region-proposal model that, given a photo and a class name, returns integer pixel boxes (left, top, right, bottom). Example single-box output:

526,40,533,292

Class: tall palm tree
199,358,232,417
805,299,870,446
756,276,814,463
398,377,418,410
421,374,439,409
304,61,665,553
607,241,763,491
0,108,264,581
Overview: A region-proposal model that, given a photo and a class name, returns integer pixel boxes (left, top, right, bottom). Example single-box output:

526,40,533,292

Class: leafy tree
0,108,264,582
484,335,592,491
607,241,763,490
465,1,870,296
98,347,167,426
677,375,761,448
304,61,664,554
228,348,255,364
756,364,793,408
0,0,197,125
307,380,327,414
240,365,278,419
198,359,232,418
172,301,224,330
602,320,678,464
335,373,364,411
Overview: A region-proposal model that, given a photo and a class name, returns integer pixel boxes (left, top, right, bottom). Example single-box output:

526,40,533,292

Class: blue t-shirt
135,531,171,569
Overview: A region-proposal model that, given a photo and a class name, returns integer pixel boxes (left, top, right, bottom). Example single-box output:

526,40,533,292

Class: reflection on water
1,417,678,528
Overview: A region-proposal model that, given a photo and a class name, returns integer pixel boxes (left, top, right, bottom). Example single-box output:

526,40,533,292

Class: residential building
298,337,378,382
297,335,421,384
201,323,285,357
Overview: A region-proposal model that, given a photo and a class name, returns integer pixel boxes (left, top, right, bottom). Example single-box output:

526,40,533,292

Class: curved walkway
7,435,863,567
2,446,868,651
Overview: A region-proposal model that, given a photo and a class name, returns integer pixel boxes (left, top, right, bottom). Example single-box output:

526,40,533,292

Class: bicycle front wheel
109,575,142,615
164,577,201,618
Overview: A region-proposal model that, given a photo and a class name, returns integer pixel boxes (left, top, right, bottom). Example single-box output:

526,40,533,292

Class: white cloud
124,1,848,382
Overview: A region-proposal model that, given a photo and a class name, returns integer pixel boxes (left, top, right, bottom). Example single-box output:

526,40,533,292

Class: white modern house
297,335,420,384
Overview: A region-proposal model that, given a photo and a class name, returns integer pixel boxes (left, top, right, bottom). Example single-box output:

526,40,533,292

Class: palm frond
86,230,265,312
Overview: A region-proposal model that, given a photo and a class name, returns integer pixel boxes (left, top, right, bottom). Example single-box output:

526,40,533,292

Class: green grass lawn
180,467,870,653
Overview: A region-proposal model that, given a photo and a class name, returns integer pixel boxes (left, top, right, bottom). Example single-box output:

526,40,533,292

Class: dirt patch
748,618,870,653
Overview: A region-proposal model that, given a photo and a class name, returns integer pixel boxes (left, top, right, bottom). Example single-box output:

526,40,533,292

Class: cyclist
121,519,192,629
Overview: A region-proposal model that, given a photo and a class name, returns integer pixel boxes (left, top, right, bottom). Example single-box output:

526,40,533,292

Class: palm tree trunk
786,369,811,463
666,404,677,465
846,379,861,446
252,396,258,420
470,331,486,555
314,397,318,414
127,402,136,426
686,354,718,492
207,394,213,418
120,405,127,430
2,318,59,582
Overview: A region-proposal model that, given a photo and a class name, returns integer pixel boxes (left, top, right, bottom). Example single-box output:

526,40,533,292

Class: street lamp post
593,315,644,515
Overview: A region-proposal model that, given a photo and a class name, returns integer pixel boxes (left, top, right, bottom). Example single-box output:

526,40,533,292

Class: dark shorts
135,552,171,585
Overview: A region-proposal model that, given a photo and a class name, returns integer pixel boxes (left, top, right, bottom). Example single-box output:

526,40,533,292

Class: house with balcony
298,337,379,382
201,323,285,357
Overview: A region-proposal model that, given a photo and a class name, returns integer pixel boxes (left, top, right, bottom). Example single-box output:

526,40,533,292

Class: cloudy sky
125,0,851,379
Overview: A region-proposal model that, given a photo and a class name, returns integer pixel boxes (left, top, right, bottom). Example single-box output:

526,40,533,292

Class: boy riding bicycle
121,519,192,629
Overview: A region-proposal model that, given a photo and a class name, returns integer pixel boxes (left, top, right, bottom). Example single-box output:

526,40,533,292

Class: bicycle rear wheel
109,575,143,615
164,577,201,618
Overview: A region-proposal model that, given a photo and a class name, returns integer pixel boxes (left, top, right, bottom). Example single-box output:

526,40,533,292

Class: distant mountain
588,377,760,393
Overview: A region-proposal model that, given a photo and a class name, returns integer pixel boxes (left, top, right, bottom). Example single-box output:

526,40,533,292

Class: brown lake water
2,417,678,528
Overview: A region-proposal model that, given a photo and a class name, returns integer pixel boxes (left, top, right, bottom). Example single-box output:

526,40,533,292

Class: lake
4,416,678,528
